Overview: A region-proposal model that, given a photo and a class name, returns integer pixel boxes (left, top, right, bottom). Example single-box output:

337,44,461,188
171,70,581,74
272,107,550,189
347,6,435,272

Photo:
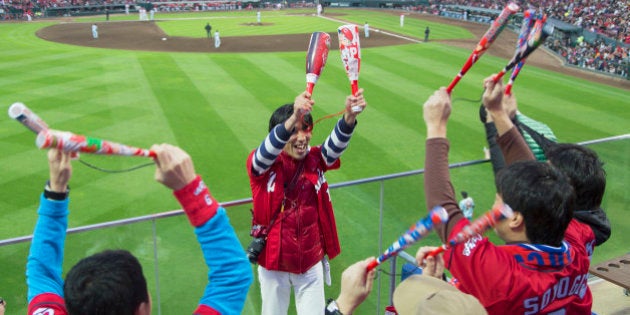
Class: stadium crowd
421,0,628,44
411,0,629,78
548,37,628,77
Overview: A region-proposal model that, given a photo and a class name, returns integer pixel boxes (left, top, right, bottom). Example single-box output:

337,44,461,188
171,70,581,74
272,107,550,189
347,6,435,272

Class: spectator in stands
546,143,611,246
418,77,593,313
246,90,367,315
479,91,557,175
26,145,252,315
480,86,611,248
415,1,629,78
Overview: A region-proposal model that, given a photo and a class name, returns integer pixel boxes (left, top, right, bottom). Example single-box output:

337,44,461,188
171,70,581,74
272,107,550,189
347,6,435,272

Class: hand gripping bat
426,204,514,258
366,206,448,271
36,129,156,158
338,25,361,96
446,2,520,94
492,16,554,84
306,32,331,95
504,9,536,95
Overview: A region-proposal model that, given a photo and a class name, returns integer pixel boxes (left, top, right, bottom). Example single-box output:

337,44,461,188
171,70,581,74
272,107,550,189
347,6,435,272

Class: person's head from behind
494,161,575,246
269,103,313,160
64,249,150,315
461,191,468,199
546,143,605,211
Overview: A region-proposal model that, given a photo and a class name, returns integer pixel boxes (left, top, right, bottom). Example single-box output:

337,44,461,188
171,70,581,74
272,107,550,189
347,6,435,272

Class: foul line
317,14,423,44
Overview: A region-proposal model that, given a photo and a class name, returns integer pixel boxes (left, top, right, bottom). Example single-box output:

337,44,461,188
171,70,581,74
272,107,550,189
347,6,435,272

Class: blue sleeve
196,208,253,315
26,194,69,301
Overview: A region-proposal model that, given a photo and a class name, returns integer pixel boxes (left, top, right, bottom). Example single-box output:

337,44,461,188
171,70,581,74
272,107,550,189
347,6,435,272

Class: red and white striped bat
338,24,361,97
37,129,156,158
8,102,49,134
446,2,520,94
492,18,553,83
306,32,331,95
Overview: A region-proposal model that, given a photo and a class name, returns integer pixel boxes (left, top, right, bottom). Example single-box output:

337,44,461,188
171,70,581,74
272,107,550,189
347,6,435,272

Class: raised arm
482,76,534,164
152,144,253,315
321,88,366,166
250,92,314,176
422,88,462,243
27,149,72,311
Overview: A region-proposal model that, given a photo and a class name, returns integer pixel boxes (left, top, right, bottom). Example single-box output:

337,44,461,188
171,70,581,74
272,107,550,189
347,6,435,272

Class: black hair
268,103,313,132
64,249,149,315
461,191,468,198
546,143,606,211
496,161,575,246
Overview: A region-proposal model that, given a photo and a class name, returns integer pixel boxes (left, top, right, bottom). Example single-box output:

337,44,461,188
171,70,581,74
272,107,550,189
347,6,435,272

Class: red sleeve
28,293,68,315
173,176,219,227
193,304,221,315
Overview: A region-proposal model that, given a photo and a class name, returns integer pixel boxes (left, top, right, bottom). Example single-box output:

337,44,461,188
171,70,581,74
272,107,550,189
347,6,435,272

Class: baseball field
0,8,628,314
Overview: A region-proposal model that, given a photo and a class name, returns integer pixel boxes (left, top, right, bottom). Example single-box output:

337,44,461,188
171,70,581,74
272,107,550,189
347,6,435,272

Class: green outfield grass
1,8,628,314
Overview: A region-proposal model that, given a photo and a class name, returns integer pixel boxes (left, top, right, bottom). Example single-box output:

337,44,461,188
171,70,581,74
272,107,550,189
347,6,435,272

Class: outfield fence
1,134,628,314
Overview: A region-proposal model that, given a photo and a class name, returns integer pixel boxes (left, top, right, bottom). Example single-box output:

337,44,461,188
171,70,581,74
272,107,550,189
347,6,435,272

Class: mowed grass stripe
506,71,629,140
514,90,621,141
0,53,137,109
0,51,98,74
1,22,59,51
174,53,300,149
138,53,252,199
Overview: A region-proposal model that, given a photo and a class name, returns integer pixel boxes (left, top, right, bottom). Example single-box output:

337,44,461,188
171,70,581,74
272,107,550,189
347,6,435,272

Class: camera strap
281,158,306,212
252,158,306,237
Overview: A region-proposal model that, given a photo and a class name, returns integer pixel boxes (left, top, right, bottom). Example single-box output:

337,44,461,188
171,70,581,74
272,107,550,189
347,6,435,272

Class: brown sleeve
424,138,464,243
497,126,535,164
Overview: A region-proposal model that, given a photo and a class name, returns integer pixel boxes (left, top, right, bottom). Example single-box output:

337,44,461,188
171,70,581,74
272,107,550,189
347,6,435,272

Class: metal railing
1,134,628,314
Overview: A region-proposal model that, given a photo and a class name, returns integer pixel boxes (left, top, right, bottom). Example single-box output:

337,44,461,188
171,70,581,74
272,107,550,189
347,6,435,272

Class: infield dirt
36,11,629,89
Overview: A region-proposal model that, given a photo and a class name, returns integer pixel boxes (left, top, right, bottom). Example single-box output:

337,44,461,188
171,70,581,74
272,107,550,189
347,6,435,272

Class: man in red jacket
419,78,593,314
247,89,366,315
